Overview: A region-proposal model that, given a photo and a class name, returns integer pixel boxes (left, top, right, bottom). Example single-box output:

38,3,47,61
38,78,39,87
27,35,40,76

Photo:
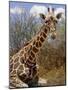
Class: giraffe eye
54,20,58,23
45,19,50,23
45,20,48,23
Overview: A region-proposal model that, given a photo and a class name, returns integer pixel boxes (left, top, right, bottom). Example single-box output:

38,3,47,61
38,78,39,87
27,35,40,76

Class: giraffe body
9,24,49,88
9,7,62,88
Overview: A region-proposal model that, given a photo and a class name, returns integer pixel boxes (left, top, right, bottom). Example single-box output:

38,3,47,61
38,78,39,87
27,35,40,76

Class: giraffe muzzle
50,32,56,39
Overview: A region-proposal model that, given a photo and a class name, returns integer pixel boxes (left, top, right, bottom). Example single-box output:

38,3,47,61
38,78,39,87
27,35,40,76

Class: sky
9,1,66,16
9,1,66,47
10,1,65,10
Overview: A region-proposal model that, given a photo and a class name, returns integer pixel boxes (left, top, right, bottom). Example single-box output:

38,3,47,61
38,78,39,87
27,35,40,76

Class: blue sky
10,1,65,11
9,1,66,21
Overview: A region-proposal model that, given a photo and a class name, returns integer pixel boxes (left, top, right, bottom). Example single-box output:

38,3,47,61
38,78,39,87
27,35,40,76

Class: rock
21,83,28,88
38,77,47,86
10,82,28,88
10,77,47,88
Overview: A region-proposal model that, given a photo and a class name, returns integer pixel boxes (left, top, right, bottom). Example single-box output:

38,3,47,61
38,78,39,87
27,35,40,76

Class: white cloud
55,8,65,19
10,8,15,14
30,5,47,18
10,7,24,14
30,6,65,19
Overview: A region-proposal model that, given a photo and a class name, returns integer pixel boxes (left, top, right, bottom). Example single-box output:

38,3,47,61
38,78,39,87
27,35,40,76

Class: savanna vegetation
9,10,66,86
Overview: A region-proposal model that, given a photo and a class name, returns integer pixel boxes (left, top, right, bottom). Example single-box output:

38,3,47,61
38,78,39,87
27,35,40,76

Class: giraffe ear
56,13,62,19
39,13,46,19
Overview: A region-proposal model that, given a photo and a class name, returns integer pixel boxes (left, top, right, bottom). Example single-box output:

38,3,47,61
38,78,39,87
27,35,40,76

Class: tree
9,9,40,56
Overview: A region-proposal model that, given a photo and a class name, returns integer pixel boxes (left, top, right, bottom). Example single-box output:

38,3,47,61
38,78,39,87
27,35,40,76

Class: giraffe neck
31,24,50,54
26,24,50,65
23,24,50,79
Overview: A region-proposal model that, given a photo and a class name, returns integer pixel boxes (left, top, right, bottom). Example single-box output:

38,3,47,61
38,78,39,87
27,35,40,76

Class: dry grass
38,64,65,86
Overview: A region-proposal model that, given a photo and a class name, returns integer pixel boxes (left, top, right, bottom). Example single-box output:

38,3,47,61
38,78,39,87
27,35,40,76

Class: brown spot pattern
10,58,13,64
37,36,40,40
26,60,36,67
40,36,45,42
20,50,24,56
10,70,16,76
27,58,36,64
29,55,33,60
33,40,35,45
18,65,23,71
14,62,19,69
32,46,38,53
30,51,35,58
38,41,42,47
20,56,24,64
35,41,39,47
14,57,19,63
42,32,47,38
44,28,48,33
10,63,13,72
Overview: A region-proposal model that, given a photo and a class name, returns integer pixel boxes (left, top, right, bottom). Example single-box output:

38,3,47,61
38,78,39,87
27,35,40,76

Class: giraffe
9,7,62,88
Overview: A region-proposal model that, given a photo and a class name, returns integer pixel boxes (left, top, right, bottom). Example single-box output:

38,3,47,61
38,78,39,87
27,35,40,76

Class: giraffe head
40,7,62,39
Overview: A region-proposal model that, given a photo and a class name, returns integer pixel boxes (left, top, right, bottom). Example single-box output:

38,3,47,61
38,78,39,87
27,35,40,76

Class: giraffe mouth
50,32,56,40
